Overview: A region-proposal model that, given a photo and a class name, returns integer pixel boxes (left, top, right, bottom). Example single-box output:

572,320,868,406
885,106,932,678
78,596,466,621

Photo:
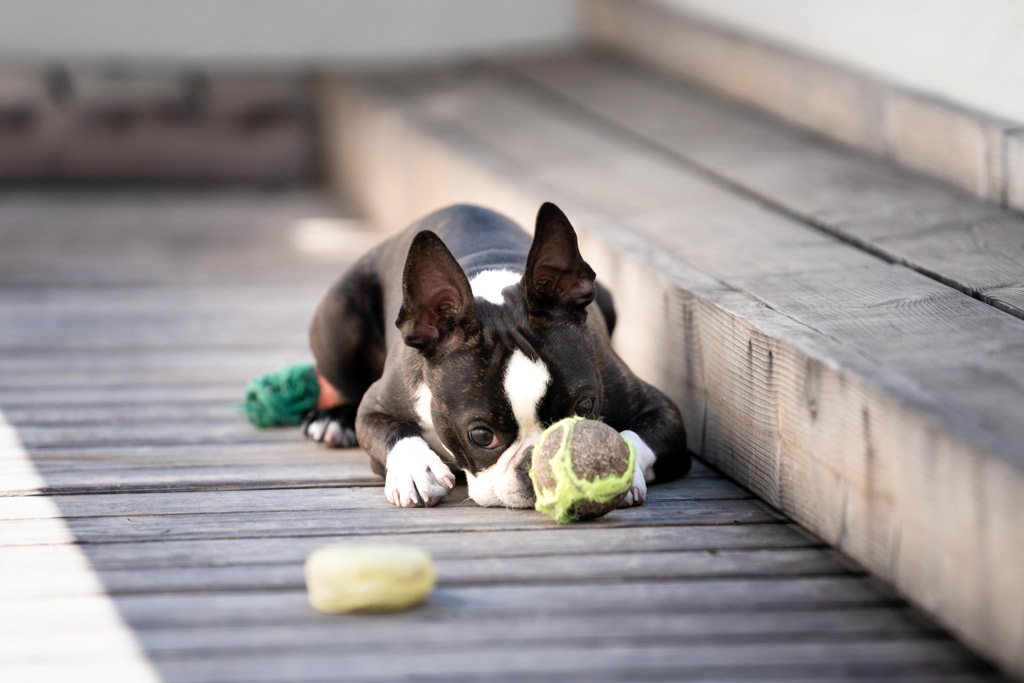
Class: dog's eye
468,427,499,449
574,397,596,418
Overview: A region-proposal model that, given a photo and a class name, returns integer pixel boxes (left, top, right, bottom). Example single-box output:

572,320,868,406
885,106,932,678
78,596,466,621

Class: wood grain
0,478,751,521
0,524,817,574
2,548,855,599
0,608,936,657
6,640,990,683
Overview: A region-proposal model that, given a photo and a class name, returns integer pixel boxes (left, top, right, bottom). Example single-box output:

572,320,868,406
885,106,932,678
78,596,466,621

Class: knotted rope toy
241,363,319,428
530,416,636,523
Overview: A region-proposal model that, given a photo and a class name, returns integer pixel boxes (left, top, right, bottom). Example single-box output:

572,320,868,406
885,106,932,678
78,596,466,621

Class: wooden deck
0,190,1003,681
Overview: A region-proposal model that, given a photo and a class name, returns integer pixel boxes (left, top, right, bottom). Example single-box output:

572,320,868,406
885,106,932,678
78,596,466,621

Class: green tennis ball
530,416,636,524
242,363,319,428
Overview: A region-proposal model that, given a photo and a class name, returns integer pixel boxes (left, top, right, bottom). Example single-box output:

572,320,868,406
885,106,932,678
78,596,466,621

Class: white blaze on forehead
503,348,551,434
469,269,521,305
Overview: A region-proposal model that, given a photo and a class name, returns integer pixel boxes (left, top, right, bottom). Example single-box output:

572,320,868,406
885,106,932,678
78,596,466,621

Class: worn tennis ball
530,416,636,524
304,545,435,614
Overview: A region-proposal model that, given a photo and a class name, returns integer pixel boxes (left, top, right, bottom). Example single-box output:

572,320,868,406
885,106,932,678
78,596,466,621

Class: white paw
302,407,358,448
618,430,656,508
619,465,648,507
384,437,456,508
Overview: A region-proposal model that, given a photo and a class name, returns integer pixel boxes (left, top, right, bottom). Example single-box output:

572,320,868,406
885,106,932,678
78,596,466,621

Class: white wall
0,0,583,66
656,0,1024,124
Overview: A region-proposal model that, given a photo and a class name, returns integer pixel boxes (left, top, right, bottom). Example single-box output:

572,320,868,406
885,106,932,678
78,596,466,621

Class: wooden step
508,52,1024,320
320,57,1024,678
587,0,1024,212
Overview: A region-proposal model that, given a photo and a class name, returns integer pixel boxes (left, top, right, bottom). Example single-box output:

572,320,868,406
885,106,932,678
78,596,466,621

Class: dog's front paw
302,405,359,448
620,466,648,507
618,430,656,508
384,437,456,508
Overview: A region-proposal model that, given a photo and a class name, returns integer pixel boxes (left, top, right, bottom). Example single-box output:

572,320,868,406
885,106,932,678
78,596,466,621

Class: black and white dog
303,203,691,508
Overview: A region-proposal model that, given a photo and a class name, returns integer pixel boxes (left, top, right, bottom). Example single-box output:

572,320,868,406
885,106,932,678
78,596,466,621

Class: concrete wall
0,0,583,66
656,0,1024,124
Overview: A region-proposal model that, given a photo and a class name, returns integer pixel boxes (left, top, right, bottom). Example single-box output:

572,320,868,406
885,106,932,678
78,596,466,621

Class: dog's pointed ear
522,203,596,318
396,231,478,356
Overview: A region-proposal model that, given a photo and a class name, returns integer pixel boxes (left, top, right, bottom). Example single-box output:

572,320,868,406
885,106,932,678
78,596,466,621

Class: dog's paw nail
619,485,646,508
425,491,446,507
441,475,456,490
324,422,342,445
305,419,326,441
302,407,358,448
631,485,646,506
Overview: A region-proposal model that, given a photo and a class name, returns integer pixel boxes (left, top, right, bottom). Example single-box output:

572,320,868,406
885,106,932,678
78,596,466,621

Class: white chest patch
414,381,433,431
469,269,521,305
413,381,453,460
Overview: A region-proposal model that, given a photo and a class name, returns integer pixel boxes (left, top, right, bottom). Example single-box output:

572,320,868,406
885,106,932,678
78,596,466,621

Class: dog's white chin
465,449,536,509
467,473,535,508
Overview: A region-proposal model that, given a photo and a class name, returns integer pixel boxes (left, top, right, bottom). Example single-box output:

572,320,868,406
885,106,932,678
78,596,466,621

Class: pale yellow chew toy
304,545,435,613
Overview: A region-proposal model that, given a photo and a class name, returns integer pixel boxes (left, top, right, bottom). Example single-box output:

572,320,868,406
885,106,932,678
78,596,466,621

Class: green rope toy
242,363,320,428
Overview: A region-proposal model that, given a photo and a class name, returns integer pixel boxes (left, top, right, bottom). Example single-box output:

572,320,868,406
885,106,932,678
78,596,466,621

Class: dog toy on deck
305,545,436,613
530,416,636,524
242,363,319,428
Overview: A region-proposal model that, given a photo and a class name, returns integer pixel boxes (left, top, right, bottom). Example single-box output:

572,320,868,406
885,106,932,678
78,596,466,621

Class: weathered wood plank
0,347,310,380
0,477,751,520
0,608,939,659
1,420,295,450
0,469,378,497
0,548,853,599
0,381,244,405
6,641,993,683
0,283,326,313
0,449,379,495
0,439,341,463
0,524,819,572
0,401,258,426
0,438,715,494
0,499,785,546
0,578,894,632
0,323,308,351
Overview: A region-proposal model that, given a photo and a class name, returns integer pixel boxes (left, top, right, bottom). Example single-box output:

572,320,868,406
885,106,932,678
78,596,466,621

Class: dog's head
395,203,605,507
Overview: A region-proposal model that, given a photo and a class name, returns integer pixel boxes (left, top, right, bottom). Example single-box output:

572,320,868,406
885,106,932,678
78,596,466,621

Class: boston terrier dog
303,202,691,508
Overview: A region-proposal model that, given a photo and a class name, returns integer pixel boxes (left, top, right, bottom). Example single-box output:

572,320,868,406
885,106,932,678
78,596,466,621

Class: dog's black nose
515,446,535,499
